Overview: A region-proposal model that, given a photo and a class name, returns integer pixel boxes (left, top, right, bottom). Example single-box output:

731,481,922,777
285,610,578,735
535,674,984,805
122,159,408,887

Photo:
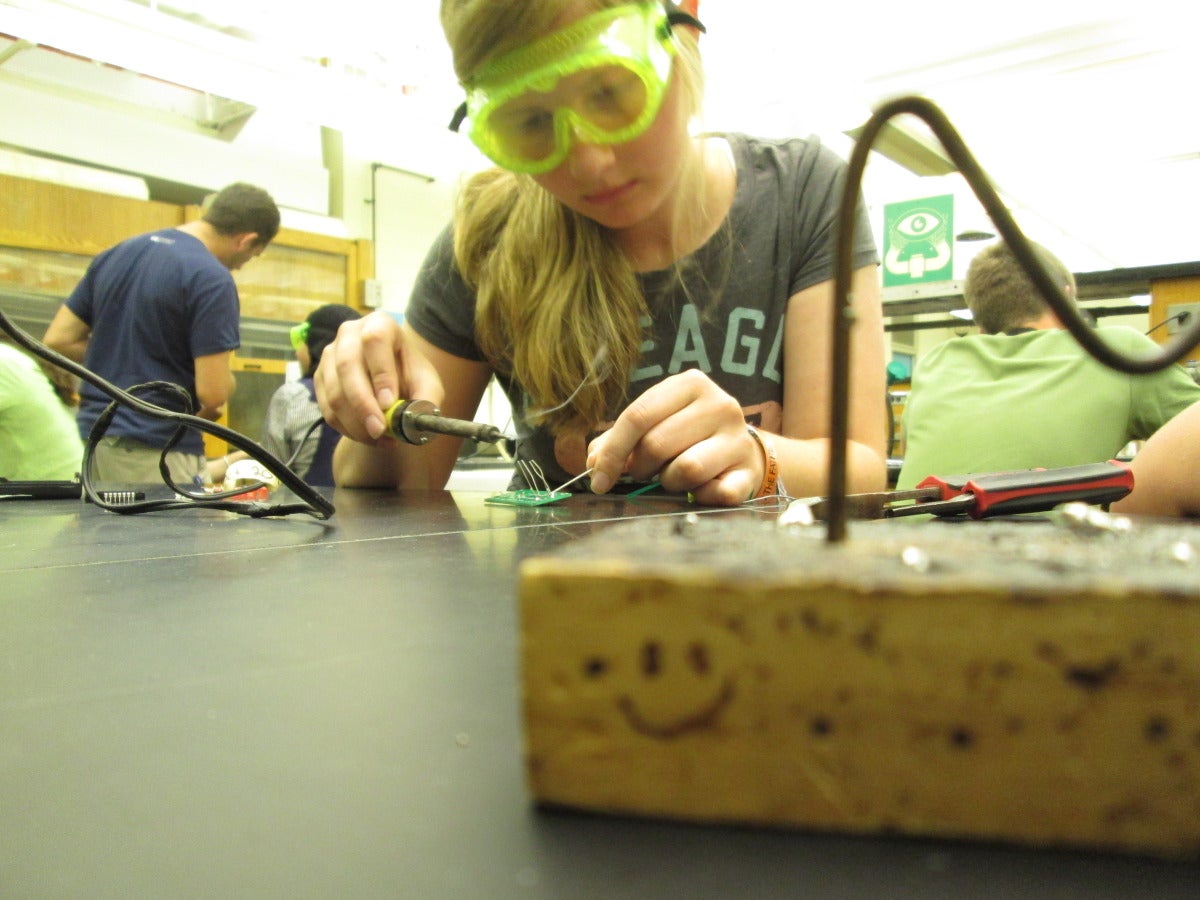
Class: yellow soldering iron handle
383,399,438,445
383,399,505,445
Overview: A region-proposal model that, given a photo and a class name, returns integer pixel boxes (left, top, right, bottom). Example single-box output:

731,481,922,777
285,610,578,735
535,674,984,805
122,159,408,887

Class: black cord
221,416,324,480
0,307,334,520
826,94,1200,542
1145,311,1190,338
886,390,896,458
288,416,326,469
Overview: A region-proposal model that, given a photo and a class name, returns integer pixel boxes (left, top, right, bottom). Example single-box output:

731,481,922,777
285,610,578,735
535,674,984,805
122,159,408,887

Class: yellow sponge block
518,515,1200,857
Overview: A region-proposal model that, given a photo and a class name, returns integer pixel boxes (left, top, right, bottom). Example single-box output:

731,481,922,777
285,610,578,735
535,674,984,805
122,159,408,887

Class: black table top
2,489,1196,898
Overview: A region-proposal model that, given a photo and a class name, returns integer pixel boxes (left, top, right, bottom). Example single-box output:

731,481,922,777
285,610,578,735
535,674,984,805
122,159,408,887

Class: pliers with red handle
780,460,1134,523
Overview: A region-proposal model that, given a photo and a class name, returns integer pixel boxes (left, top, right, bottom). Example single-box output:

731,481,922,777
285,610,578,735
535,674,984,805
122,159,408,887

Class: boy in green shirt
897,242,1200,490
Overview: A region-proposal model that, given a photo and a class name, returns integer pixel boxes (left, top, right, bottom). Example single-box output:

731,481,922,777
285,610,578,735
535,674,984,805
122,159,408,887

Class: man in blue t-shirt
44,182,279,487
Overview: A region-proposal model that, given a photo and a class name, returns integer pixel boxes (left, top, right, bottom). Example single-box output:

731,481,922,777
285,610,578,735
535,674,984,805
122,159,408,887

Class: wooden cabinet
1148,275,1200,367
0,173,184,256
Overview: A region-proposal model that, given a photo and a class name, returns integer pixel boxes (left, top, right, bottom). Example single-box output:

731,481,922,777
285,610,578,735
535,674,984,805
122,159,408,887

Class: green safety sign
882,194,954,287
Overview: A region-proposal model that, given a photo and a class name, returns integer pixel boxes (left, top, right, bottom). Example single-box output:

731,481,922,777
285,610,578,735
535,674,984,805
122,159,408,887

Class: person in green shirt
0,337,84,481
896,241,1200,490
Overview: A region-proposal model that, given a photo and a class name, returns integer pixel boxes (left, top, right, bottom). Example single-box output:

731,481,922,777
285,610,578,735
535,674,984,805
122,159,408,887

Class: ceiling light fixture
844,117,957,177
955,229,996,242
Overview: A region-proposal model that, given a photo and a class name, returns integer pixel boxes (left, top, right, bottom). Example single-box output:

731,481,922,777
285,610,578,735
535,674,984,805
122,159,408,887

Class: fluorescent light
956,229,996,242
4,0,431,132
949,308,974,320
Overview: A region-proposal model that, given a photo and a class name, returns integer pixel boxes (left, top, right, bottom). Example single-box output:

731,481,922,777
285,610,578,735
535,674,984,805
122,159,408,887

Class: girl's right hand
313,311,445,445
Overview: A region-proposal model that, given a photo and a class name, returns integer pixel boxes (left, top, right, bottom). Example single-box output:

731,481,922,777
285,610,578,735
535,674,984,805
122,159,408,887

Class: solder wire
524,346,611,424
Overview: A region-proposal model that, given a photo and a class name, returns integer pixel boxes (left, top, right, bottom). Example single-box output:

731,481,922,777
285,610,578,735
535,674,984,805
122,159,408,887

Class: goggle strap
449,102,468,133
664,3,705,33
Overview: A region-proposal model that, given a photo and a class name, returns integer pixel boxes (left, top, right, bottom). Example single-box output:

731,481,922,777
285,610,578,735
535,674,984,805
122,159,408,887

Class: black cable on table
0,308,334,520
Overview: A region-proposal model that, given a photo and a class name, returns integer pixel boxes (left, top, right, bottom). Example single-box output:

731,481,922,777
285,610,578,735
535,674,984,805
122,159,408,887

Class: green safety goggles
449,2,703,175
289,321,310,351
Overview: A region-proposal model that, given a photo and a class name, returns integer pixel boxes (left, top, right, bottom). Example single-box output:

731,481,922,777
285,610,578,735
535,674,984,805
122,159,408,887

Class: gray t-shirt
405,133,879,488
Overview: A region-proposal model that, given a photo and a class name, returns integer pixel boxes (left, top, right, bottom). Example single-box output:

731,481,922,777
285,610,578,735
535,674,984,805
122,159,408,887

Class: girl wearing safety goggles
315,0,888,505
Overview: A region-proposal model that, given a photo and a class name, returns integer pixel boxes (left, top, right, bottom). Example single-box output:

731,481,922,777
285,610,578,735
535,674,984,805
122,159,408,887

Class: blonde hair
441,0,710,434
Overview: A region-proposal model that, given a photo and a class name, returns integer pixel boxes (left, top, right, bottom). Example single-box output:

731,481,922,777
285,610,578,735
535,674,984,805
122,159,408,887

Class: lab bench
1,490,1196,898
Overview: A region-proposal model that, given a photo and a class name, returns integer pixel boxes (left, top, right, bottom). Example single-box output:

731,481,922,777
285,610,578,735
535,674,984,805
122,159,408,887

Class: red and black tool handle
914,460,1134,519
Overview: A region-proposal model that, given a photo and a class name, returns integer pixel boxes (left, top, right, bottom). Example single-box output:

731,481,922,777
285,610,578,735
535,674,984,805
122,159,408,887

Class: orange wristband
746,426,779,499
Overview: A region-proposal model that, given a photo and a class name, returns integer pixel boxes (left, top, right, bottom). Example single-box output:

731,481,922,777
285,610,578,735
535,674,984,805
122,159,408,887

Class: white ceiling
698,0,1199,272
2,0,1196,273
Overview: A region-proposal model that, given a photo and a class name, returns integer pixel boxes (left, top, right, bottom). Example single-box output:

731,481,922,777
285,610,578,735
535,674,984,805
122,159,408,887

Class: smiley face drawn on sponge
578,612,743,740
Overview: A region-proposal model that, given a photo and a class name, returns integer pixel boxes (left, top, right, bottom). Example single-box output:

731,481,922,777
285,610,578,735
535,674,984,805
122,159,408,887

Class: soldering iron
383,399,506,445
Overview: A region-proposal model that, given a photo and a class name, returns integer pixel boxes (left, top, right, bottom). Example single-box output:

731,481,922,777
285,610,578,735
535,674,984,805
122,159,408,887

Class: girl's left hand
585,369,765,506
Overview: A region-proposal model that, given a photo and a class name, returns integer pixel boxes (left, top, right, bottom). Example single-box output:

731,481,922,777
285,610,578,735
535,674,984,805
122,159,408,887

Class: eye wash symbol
884,206,952,280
